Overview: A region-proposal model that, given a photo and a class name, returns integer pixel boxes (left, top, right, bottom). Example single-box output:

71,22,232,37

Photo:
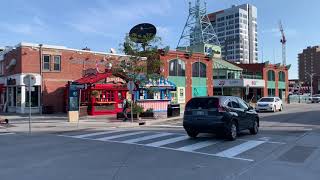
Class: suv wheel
226,121,237,141
279,105,283,111
250,120,259,135
186,130,198,138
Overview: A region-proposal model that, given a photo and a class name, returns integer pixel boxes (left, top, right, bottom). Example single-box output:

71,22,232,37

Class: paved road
0,104,320,180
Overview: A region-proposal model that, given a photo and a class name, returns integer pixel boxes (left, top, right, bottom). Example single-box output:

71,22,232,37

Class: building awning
75,73,113,84
140,79,176,90
213,58,243,71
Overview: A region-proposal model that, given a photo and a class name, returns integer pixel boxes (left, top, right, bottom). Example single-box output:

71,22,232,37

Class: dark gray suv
183,96,259,140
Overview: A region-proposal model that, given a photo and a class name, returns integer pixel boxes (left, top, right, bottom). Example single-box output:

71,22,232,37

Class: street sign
23,74,36,134
23,74,36,86
127,81,135,94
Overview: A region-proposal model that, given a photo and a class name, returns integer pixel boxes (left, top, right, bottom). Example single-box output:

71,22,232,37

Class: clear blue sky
1,0,319,79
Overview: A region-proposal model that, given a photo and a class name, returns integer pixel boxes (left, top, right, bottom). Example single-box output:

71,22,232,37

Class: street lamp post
306,72,317,96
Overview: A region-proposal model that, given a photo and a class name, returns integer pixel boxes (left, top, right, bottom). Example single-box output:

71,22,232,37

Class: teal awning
213,58,243,71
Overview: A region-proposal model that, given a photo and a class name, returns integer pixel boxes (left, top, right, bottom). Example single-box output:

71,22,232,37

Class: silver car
309,94,320,103
256,97,283,112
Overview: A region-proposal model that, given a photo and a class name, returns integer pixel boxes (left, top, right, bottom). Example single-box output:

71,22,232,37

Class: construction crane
279,21,287,65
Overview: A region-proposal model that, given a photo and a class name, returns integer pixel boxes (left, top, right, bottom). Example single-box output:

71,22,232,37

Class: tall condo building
298,46,320,94
208,4,258,64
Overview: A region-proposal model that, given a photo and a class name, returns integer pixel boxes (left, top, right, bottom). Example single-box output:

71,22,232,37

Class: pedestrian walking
122,99,129,122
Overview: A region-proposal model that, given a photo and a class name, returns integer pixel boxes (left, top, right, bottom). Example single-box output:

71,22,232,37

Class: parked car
256,97,283,112
309,94,320,103
183,96,259,141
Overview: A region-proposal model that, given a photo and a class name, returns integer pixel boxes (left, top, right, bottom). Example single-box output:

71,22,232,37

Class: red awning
75,73,113,84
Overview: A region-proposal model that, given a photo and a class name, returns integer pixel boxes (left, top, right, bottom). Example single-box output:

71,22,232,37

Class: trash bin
167,104,180,117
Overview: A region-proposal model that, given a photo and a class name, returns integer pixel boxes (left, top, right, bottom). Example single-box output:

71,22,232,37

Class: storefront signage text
106,77,126,84
214,79,265,88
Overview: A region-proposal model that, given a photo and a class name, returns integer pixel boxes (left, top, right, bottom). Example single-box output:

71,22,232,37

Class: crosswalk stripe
177,141,218,152
0,132,15,136
122,133,173,143
146,136,189,147
72,130,120,138
215,140,265,158
96,131,147,141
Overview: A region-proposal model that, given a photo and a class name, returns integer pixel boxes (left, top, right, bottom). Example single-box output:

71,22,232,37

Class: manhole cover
278,145,317,163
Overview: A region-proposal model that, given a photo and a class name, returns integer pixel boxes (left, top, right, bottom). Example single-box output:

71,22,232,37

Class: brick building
159,50,289,106
298,46,320,94
236,63,289,101
159,50,214,106
0,42,129,114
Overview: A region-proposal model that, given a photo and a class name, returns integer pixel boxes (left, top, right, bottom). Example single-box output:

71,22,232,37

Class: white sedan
256,97,283,112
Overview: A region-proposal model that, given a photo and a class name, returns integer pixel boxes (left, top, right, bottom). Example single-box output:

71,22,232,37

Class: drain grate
278,145,317,163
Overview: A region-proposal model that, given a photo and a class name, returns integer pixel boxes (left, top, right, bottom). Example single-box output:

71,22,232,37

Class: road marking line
58,131,255,162
238,138,286,145
215,140,265,158
0,132,15,136
146,136,189,147
177,141,218,152
96,131,147,141
71,130,120,138
104,139,253,162
122,133,173,143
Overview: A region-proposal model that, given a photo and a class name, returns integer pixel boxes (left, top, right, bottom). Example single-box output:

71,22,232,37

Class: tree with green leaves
113,34,168,87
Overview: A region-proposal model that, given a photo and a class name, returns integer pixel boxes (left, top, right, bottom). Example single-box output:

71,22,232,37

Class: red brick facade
237,63,289,99
159,50,214,103
1,43,127,113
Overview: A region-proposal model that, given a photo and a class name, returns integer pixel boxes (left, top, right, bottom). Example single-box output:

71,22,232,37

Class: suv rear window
186,98,219,109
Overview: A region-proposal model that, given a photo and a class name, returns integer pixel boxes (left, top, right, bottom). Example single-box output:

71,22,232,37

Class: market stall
135,78,176,112
66,72,128,116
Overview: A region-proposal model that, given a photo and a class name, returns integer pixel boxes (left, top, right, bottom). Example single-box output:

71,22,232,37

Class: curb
145,116,182,126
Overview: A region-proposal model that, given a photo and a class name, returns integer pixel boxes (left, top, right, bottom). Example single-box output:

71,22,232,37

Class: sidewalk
0,113,183,134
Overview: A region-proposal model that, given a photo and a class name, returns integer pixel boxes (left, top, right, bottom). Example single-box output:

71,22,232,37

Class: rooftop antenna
176,0,220,51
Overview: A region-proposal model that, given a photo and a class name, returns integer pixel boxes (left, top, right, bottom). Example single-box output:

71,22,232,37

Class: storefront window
268,89,276,97
169,59,185,76
256,72,262,79
228,72,235,79
25,86,39,107
268,70,275,81
98,90,115,102
13,87,16,106
192,62,206,77
279,71,285,82
8,87,12,106
16,87,21,107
